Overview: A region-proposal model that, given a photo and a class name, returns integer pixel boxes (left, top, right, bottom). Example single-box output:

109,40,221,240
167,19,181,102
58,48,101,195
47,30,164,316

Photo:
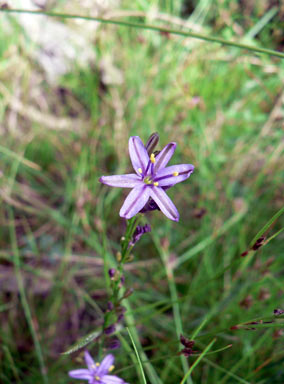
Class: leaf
62,329,102,355
249,205,284,247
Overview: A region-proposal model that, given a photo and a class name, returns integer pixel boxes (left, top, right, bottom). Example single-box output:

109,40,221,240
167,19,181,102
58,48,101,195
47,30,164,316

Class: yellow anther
109,365,115,372
95,376,100,380
96,363,100,367
153,182,159,186
138,168,142,173
150,153,155,164
173,172,179,176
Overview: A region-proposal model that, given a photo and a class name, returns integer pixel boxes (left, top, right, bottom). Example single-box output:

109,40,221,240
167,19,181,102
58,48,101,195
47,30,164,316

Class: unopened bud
109,339,121,350
116,252,122,262
104,324,116,335
145,132,159,155
108,268,116,279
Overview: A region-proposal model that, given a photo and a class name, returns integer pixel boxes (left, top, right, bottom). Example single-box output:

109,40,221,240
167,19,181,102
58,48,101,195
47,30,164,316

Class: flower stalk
101,214,143,343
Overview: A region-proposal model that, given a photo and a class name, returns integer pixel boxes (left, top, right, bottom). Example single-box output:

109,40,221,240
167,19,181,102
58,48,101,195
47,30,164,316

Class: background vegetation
0,0,283,383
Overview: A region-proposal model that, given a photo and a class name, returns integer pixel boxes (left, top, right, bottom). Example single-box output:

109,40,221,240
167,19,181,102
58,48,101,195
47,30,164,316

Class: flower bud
145,132,159,155
108,268,116,279
104,324,116,335
116,252,122,262
109,339,121,350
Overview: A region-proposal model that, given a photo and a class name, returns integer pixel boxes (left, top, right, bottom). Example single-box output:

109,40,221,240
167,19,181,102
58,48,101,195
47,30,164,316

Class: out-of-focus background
0,1,283,383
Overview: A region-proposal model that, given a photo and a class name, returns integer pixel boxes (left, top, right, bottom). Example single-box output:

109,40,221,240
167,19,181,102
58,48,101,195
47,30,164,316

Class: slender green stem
102,216,141,331
127,327,148,384
152,233,192,384
1,8,284,58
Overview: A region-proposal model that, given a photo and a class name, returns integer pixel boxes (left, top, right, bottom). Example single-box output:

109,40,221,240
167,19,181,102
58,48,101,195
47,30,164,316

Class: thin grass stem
0,8,283,58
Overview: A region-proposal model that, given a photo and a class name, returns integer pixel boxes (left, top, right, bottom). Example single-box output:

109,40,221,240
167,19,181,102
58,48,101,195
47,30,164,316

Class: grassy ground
0,1,283,383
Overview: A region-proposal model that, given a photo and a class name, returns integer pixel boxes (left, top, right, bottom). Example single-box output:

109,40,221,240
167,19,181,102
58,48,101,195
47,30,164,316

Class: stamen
173,172,179,176
153,182,159,186
138,168,142,174
96,363,100,367
144,176,152,184
95,376,101,380
150,153,155,164
109,365,115,372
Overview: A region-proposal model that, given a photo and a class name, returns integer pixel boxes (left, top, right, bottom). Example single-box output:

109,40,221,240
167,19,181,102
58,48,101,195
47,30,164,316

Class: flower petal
129,136,149,175
119,185,150,219
102,375,126,384
154,142,176,172
99,174,142,188
68,369,92,380
97,354,115,376
154,164,194,187
150,187,179,222
84,351,96,372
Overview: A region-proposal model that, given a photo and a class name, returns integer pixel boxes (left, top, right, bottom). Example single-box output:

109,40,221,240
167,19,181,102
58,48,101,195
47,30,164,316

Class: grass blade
0,8,283,58
249,205,284,247
9,208,48,384
180,338,216,384
127,327,148,384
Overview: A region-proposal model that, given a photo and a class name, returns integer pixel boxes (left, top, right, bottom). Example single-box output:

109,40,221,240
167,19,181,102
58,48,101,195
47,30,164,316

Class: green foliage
0,1,283,384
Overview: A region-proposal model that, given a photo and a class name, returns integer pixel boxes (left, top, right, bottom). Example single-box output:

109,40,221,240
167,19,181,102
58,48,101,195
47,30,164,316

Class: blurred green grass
0,0,283,383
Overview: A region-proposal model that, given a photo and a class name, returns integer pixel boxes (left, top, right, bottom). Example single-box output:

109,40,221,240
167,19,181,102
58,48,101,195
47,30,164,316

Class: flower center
143,176,159,187
140,153,159,184
143,176,152,184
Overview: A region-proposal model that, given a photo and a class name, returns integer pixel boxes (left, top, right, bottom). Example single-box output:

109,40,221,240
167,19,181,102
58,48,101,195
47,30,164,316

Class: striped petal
99,174,142,188
119,185,150,219
154,142,176,172
68,369,92,380
150,187,179,222
129,136,149,175
84,351,96,372
97,354,115,376
154,164,194,187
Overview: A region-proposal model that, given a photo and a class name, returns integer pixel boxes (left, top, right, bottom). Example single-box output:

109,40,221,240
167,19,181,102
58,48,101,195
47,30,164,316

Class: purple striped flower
99,136,194,222
69,351,126,384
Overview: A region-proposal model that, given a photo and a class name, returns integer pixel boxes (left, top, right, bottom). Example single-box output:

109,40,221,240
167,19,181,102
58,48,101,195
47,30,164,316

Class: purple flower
129,224,151,246
99,136,194,221
69,351,126,384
